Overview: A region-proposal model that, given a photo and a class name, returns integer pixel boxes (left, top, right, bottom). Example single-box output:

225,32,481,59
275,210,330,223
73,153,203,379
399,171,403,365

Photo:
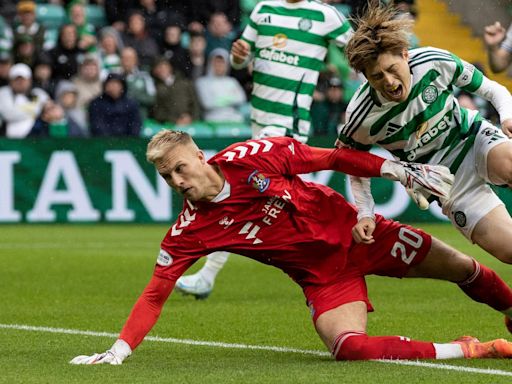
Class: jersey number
391,228,423,265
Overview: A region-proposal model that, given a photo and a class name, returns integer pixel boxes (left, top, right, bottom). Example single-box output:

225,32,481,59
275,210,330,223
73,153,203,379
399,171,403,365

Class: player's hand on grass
381,161,454,210
70,339,131,365
352,217,376,244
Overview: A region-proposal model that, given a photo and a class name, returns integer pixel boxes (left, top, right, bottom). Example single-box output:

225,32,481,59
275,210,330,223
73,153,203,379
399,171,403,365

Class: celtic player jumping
337,3,512,277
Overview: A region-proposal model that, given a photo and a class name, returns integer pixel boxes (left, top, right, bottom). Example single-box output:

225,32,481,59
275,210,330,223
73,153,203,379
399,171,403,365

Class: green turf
1,224,512,383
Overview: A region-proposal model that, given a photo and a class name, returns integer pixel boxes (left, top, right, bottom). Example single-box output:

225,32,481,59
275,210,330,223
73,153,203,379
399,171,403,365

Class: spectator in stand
67,0,97,53
55,80,88,135
204,12,236,57
32,53,57,98
195,48,247,123
98,27,123,76
150,57,200,125
104,0,139,32
0,51,12,87
47,24,85,81
121,10,159,70
187,0,241,32
160,23,190,78
187,32,207,80
13,1,48,53
72,55,102,112
0,63,49,138
120,47,155,119
0,15,13,57
29,99,85,137
88,73,142,136
311,76,348,136
13,34,37,68
484,21,512,74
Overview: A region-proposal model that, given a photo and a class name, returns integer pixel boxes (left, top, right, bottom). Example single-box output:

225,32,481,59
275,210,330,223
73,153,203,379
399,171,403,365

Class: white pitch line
1,323,512,377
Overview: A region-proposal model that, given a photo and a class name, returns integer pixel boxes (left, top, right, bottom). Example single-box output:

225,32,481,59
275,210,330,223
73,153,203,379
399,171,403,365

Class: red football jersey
155,137,367,287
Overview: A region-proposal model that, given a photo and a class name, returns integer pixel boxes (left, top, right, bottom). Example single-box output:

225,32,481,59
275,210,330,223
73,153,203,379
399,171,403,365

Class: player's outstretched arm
303,146,454,208
70,275,175,365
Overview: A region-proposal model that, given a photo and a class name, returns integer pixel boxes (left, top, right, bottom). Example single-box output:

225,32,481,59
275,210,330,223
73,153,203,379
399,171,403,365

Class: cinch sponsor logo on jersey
262,190,291,226
248,169,270,192
406,113,455,161
259,48,300,66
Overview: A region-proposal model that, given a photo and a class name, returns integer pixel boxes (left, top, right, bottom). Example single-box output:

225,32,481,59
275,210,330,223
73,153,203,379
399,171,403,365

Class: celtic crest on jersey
421,85,438,104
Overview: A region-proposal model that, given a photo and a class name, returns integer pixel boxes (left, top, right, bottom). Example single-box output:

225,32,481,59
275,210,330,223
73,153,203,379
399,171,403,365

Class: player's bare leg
471,206,512,264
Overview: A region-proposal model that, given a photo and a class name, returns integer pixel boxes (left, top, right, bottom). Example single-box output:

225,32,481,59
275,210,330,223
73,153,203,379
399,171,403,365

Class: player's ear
402,48,409,61
198,150,206,164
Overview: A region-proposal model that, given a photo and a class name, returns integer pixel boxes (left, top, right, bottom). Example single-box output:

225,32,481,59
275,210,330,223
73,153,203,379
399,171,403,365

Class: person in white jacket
0,63,48,138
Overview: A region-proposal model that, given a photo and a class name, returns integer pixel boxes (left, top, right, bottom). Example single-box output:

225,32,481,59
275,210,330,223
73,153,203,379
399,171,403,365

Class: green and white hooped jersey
242,0,353,140
338,47,485,173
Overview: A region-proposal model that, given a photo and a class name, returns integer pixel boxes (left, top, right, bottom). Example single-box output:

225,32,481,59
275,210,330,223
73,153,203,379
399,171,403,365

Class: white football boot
175,273,213,299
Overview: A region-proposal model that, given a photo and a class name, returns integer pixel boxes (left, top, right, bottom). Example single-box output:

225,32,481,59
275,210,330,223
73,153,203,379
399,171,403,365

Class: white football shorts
441,120,509,240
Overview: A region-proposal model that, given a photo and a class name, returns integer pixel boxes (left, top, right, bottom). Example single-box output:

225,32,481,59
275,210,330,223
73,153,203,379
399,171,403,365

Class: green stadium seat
180,123,215,138
36,4,66,30
214,123,252,138
86,5,107,29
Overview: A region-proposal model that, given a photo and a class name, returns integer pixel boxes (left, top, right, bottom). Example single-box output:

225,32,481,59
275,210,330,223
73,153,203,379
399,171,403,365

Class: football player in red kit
71,130,512,364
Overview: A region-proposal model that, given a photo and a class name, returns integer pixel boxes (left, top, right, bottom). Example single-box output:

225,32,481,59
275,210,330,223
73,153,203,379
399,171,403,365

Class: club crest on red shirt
247,170,270,193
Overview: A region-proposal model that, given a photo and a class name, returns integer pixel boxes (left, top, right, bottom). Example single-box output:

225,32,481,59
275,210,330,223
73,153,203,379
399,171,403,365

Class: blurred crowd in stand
0,0,504,139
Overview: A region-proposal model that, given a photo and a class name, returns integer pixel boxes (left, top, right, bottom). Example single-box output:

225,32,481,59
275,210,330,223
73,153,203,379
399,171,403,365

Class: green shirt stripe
379,89,452,144
253,71,316,94
462,68,484,93
370,69,441,135
257,5,325,21
257,25,328,47
252,95,310,121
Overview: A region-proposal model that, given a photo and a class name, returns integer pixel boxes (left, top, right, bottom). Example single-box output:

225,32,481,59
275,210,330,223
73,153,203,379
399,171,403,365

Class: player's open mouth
386,84,403,100
182,187,192,195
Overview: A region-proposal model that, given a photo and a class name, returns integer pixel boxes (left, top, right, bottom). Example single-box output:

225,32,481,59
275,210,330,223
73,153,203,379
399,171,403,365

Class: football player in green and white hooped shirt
336,3,512,273
175,0,354,298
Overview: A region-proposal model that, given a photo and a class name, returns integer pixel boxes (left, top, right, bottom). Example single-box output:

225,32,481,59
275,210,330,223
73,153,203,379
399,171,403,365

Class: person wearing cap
14,1,48,53
0,63,49,138
195,48,247,123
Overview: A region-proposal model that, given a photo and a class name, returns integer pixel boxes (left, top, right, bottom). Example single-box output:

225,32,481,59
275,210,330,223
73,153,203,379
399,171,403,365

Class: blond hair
346,1,413,73
146,130,198,163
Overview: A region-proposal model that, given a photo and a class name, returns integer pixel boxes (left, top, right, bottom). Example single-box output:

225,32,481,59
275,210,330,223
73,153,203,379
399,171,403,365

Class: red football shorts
303,215,432,322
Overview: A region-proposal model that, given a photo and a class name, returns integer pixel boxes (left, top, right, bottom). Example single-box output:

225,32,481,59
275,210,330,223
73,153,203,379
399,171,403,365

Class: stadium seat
214,123,252,138
180,123,215,138
86,5,107,29
36,4,66,30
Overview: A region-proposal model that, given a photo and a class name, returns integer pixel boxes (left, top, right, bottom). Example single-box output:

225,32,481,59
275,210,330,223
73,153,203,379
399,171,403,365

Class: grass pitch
1,224,512,383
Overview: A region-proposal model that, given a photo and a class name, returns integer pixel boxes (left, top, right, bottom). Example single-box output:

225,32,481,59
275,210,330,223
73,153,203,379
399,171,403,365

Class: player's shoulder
408,46,455,68
307,0,347,21
210,137,294,165
252,0,281,13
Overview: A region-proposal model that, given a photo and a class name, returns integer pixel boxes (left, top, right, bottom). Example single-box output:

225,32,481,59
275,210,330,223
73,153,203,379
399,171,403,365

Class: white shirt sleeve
473,75,512,123
350,176,376,221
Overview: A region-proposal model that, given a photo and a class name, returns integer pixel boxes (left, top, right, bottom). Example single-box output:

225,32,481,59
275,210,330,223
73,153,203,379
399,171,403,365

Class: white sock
433,343,464,359
199,251,230,285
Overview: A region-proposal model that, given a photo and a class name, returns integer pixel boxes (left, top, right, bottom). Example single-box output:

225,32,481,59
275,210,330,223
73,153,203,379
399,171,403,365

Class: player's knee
332,333,369,361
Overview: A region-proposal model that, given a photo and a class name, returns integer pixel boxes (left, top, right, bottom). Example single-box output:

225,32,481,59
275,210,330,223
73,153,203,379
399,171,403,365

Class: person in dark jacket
88,73,142,136
47,24,85,81
150,57,200,125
